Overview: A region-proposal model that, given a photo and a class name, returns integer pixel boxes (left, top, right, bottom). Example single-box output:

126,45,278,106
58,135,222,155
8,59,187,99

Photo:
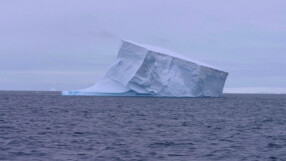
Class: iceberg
62,40,228,97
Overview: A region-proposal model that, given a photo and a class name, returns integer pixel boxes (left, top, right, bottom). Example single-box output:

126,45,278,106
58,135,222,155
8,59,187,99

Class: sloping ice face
62,40,228,97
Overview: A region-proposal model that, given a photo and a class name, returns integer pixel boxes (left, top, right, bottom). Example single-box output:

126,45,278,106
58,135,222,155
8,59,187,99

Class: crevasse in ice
62,40,228,97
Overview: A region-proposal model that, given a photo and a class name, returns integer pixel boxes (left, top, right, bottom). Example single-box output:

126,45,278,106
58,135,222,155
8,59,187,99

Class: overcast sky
0,0,285,91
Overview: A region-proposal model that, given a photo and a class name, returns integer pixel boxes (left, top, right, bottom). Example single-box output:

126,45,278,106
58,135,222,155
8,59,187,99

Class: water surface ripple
0,91,286,160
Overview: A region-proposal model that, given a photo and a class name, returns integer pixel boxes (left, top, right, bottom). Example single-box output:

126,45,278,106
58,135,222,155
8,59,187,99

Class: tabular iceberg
62,40,228,97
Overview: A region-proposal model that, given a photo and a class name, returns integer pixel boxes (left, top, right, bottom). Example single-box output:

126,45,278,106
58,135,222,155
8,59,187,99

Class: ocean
0,91,285,160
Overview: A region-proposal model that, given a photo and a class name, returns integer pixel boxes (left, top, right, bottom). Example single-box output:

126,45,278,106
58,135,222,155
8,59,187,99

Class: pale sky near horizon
0,0,285,91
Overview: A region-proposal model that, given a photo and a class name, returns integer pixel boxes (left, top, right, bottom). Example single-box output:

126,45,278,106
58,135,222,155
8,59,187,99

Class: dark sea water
0,91,286,161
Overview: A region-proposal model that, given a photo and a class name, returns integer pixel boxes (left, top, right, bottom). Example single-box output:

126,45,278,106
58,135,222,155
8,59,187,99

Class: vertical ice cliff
62,40,228,97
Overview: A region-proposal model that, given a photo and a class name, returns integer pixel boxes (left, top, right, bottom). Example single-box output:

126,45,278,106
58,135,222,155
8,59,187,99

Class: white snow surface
62,40,228,97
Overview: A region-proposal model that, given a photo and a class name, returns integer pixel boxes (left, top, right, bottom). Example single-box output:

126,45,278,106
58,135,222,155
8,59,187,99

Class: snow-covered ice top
123,40,222,71
62,40,228,97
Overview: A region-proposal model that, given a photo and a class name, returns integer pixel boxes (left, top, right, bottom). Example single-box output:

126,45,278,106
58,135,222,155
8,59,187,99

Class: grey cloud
0,0,285,90
96,31,118,39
